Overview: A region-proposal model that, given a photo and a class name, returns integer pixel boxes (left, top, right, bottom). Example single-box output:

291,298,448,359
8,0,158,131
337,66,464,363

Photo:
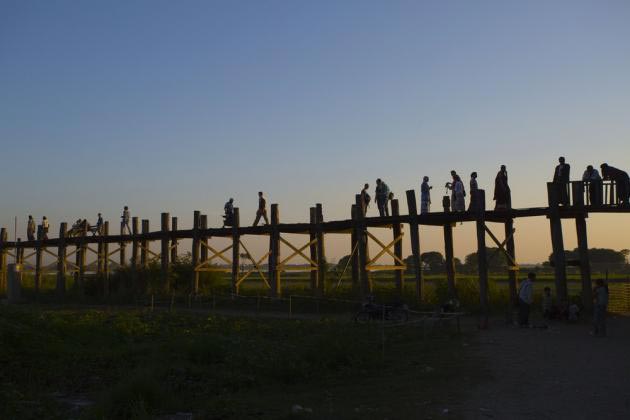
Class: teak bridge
1,181,628,314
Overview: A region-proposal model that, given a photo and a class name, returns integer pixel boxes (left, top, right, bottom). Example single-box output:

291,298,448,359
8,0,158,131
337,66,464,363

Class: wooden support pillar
350,205,359,291
103,222,110,296
56,223,67,295
504,218,518,306
405,190,423,302
34,237,43,295
355,194,370,295
97,228,104,275
191,211,200,294
78,222,88,289
170,217,178,263
443,223,456,299
316,203,326,296
269,204,280,297
231,208,240,294
474,190,489,325
547,183,568,303
141,220,149,268
309,207,318,291
200,215,208,263
119,221,127,267
131,217,139,270
161,213,170,291
0,228,7,294
572,182,593,311
391,199,403,295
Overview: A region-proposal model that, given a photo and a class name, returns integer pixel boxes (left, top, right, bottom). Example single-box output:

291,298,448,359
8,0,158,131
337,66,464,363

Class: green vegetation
0,306,476,419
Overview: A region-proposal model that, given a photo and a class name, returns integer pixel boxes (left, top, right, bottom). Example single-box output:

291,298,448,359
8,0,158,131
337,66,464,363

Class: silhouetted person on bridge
494,165,511,210
447,172,465,212
553,156,571,206
420,176,432,214
121,206,131,234
468,172,478,211
96,213,103,235
601,163,630,206
41,216,49,240
582,165,603,206
253,192,269,226
224,198,234,226
360,183,371,216
27,215,36,241
375,178,390,217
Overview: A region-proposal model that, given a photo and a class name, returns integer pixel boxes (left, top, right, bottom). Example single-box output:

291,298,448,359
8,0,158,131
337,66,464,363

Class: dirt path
459,315,630,419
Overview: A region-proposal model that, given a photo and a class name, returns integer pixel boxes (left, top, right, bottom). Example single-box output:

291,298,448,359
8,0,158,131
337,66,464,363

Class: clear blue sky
2,0,630,263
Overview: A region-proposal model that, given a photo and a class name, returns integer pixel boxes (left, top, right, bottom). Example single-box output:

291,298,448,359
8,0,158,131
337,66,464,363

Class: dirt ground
457,314,630,420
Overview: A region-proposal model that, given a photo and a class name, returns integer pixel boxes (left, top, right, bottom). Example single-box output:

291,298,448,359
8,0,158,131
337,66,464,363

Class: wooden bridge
1,180,628,316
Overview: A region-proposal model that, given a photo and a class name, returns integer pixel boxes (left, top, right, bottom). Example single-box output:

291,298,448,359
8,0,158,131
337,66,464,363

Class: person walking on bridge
375,178,390,217
253,191,269,226
553,156,571,206
468,172,479,211
494,165,511,210
360,183,371,216
121,206,131,234
420,176,432,214
600,163,630,206
27,215,36,241
582,165,603,206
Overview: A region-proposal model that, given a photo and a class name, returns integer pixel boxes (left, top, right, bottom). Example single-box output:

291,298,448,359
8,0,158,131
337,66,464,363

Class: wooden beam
269,204,280,296
406,190,423,302
56,223,67,296
231,208,240,294
547,182,568,303
316,203,326,296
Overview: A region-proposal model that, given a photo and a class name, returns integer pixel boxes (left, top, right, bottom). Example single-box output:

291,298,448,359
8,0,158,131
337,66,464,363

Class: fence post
474,189,489,328
547,182,568,304
269,204,280,297
316,203,326,296
191,211,200,294
231,208,240,295
56,223,67,296
405,190,423,302
572,182,593,312
161,212,170,291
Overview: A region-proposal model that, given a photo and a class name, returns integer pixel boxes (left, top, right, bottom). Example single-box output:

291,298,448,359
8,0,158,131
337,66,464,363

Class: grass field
0,305,478,419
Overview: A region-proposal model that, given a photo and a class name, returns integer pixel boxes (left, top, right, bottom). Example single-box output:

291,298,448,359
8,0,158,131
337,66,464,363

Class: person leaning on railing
600,163,630,206
582,165,603,206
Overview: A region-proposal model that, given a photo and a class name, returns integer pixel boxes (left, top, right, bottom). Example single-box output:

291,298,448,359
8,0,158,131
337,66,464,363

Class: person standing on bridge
223,198,234,226
41,216,49,240
447,171,465,212
360,183,371,216
96,213,104,235
582,165,603,206
494,165,511,210
553,156,571,206
253,191,269,226
121,206,131,234
27,215,36,241
420,176,432,214
375,178,390,217
468,172,479,211
600,163,630,206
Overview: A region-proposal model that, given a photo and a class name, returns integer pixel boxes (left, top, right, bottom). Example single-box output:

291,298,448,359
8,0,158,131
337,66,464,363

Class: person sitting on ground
600,163,630,205
420,176,432,214
360,183,371,216
224,198,234,226
582,165,603,206
518,272,535,327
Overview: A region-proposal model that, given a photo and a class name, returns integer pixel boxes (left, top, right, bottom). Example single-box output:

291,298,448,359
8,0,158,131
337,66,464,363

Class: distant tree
548,248,627,266
464,247,508,273
421,251,445,273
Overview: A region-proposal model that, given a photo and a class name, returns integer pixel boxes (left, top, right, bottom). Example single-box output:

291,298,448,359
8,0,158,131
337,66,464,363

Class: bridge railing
566,180,618,207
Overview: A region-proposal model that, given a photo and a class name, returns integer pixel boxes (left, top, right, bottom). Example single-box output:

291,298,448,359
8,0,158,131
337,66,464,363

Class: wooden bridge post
97,227,104,275
200,215,208,263
350,205,359,291
191,211,200,294
316,203,326,296
406,190,423,302
141,220,149,269
547,183,568,304
34,236,43,295
103,222,110,296
572,182,593,311
269,204,281,297
474,190,489,326
161,213,170,291
504,218,518,306
131,217,139,271
231,208,240,294
355,194,370,295
1,228,8,293
443,224,457,299
170,217,178,263
391,199,404,295
309,207,318,291
119,221,127,268
56,223,67,295
78,222,88,289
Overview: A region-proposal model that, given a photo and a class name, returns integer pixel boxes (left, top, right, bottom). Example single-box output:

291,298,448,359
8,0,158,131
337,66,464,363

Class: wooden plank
365,265,406,271
406,190,423,302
